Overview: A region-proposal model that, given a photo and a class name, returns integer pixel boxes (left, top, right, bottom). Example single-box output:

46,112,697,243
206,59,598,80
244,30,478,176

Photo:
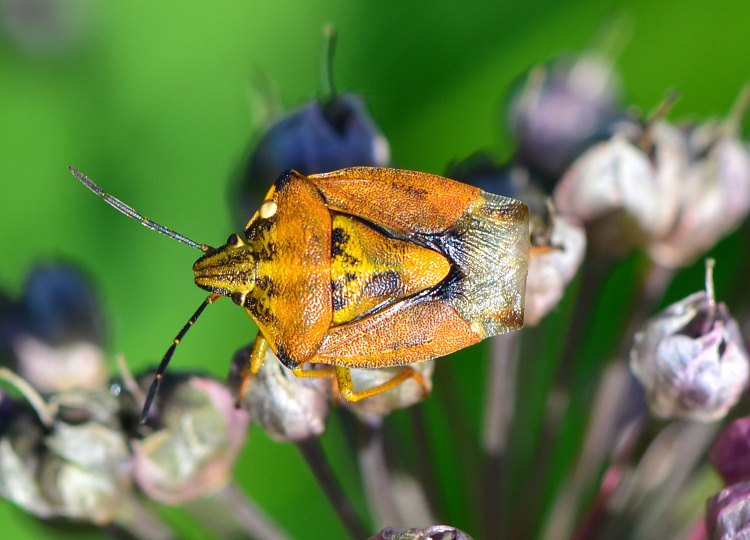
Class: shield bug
69,166,530,421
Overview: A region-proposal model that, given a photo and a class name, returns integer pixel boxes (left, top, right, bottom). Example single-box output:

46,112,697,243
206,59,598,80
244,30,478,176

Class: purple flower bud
509,52,623,187
706,482,750,540
131,375,249,504
232,346,330,442
629,261,750,421
368,525,474,540
525,213,586,326
709,417,750,486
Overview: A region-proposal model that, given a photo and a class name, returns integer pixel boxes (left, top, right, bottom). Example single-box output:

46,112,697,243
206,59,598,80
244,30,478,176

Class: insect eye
227,233,242,246
231,291,246,306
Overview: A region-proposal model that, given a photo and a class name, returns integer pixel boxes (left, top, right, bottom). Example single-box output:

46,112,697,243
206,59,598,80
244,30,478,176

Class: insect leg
140,293,222,423
235,333,269,403
334,365,428,402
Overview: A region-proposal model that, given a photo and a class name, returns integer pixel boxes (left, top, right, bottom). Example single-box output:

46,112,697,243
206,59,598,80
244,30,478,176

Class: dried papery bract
647,86,750,268
0,377,131,525
524,209,586,326
369,525,475,540
706,482,750,540
553,118,685,256
232,345,330,442
629,260,750,421
130,375,249,504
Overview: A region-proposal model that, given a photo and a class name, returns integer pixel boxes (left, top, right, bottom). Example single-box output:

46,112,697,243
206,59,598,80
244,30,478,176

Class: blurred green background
1,1,749,538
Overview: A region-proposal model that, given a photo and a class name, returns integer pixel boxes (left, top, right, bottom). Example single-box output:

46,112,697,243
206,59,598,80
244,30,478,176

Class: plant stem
297,437,369,539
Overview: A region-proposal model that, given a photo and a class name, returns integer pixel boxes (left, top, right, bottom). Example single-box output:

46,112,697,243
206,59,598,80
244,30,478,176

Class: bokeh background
1,1,749,538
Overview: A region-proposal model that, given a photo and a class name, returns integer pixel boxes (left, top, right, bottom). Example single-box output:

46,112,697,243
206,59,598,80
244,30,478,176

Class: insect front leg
236,332,269,403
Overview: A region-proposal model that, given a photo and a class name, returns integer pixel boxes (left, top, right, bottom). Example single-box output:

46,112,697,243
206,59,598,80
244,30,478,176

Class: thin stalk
297,437,369,539
109,496,175,540
480,331,520,539
358,415,402,529
215,482,294,540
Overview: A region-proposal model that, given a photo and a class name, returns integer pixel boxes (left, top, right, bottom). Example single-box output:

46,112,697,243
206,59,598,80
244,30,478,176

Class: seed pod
368,525,474,540
706,482,750,540
629,261,750,421
231,345,330,442
130,374,249,504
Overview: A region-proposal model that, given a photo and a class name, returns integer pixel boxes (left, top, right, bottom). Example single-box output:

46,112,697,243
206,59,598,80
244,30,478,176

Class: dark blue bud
21,263,105,347
238,93,390,222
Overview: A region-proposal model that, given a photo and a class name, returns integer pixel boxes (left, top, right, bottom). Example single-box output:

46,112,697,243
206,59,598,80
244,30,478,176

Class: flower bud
238,92,390,221
509,51,623,188
709,417,750,486
706,482,750,540
553,120,685,255
525,212,586,325
629,261,750,421
231,345,330,441
368,525,474,540
9,263,109,393
130,374,249,504
647,88,750,267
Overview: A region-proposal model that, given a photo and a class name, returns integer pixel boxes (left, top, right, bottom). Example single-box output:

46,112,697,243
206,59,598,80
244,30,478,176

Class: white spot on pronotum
260,201,278,219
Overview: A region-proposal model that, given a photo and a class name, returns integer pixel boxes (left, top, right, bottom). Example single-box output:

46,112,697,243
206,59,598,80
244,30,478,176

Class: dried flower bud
343,362,435,418
509,51,623,187
231,345,330,441
369,525,474,540
706,482,750,540
629,261,750,421
553,120,685,255
0,379,131,525
239,92,390,220
130,374,249,504
12,336,108,394
647,88,750,267
525,212,586,325
709,417,750,486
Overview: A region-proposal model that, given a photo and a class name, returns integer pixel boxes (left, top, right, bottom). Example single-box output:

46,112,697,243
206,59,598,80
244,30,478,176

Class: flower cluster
0,263,251,537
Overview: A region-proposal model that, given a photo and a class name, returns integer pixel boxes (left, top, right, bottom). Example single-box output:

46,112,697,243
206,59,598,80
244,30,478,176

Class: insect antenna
68,166,213,254
140,292,222,423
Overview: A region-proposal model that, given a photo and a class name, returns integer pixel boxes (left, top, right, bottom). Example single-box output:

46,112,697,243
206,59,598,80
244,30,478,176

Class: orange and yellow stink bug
69,166,530,421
